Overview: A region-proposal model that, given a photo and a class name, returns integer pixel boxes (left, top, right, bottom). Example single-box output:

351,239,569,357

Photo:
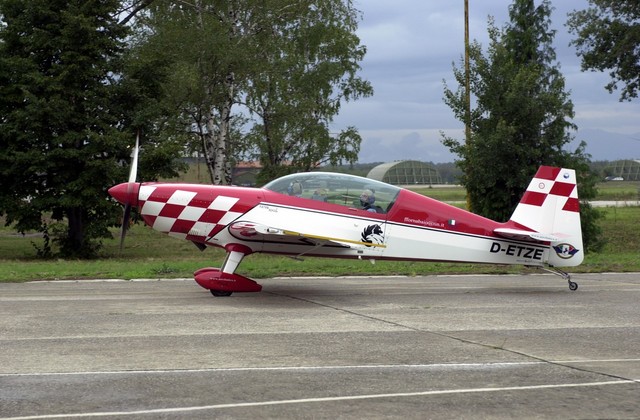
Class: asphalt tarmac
1,273,639,419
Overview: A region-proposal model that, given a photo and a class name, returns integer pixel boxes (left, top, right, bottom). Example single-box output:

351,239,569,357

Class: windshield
263,172,401,214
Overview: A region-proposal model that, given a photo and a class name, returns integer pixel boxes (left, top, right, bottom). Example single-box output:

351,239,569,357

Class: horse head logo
361,224,384,246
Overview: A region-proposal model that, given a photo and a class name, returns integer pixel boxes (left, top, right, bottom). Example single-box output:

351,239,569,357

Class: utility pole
464,0,472,211
464,0,471,145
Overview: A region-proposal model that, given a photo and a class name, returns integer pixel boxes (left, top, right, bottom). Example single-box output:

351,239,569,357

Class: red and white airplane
109,142,584,296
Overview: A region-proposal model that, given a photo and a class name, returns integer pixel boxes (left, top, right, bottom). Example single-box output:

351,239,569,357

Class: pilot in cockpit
360,189,383,213
311,188,328,202
287,180,303,197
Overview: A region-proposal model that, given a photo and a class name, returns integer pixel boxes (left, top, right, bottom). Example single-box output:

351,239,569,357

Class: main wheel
568,281,578,291
210,290,232,297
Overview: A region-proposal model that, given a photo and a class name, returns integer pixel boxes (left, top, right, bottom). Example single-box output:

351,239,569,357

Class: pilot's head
360,189,375,207
287,180,302,197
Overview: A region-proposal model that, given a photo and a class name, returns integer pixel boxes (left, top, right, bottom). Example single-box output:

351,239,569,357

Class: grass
0,224,533,282
1,204,639,282
1,179,638,282
594,181,640,201
408,185,467,202
410,180,640,203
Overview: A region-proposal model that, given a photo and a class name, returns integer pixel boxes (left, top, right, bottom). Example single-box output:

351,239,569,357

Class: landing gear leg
193,245,262,296
220,249,246,276
205,250,246,297
540,267,578,291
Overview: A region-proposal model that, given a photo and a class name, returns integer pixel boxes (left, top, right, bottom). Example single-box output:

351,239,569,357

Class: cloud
357,129,458,163
334,1,640,162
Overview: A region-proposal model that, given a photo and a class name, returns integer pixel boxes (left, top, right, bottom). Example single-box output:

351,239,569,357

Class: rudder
509,166,584,267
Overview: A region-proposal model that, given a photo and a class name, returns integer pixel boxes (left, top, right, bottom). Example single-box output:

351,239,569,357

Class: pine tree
442,0,603,251
0,0,180,257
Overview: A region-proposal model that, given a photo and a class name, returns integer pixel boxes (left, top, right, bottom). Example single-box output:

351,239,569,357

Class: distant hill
571,128,640,161
355,128,640,165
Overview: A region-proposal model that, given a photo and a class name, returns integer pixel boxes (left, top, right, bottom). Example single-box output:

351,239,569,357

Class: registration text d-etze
490,242,543,260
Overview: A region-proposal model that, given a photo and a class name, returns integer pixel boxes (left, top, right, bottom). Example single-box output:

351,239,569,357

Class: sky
331,1,640,163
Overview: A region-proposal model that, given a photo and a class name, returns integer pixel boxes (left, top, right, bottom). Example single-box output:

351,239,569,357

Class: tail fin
508,166,584,267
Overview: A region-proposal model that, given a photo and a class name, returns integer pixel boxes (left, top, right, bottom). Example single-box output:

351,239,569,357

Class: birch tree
132,0,371,184
242,0,372,182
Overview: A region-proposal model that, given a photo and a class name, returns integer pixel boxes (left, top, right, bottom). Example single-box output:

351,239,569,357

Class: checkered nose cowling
136,184,262,243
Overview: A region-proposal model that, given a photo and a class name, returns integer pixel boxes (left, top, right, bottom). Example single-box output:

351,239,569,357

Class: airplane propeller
119,133,140,250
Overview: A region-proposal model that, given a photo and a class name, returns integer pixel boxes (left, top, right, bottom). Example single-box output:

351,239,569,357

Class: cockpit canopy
263,172,401,214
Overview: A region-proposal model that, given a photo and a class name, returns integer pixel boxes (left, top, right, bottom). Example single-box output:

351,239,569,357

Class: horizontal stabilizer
494,227,565,242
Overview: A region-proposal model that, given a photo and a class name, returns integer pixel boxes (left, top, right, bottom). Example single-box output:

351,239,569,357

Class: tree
132,0,270,185
442,0,603,251
131,0,371,185
241,0,372,183
0,0,180,257
567,0,640,101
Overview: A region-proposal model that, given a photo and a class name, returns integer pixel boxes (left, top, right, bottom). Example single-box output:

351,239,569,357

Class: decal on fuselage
553,243,579,259
490,242,544,261
361,224,384,246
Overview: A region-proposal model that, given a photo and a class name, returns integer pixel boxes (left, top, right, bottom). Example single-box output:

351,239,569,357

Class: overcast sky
331,1,640,163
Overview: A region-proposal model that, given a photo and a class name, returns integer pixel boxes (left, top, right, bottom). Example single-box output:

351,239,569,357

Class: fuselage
109,172,551,267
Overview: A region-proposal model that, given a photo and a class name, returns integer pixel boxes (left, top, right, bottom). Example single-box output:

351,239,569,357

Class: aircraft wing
493,227,565,243
229,221,386,249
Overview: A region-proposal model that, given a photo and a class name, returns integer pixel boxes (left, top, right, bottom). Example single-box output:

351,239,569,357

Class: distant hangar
367,160,442,185
605,159,640,181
